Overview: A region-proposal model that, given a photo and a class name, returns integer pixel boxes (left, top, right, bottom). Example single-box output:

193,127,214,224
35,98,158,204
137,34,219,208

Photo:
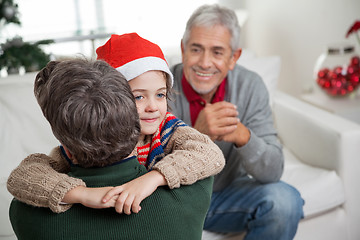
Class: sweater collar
60,146,146,187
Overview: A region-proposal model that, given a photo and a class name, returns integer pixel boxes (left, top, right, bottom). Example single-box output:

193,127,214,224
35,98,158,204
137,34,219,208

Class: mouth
141,117,158,123
195,71,214,77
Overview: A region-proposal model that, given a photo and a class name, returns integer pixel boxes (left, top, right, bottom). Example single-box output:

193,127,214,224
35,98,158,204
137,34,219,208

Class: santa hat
96,33,173,86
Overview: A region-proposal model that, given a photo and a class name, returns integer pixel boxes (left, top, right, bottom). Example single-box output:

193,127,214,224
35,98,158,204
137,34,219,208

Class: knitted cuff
153,162,180,189
48,176,86,213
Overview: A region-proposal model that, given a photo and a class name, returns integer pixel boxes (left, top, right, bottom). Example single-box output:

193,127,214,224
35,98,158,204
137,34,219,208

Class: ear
180,40,185,62
229,48,242,70
62,145,79,164
62,145,73,159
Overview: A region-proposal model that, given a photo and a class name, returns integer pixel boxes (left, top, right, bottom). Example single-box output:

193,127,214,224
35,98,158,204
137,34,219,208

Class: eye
190,47,201,54
134,95,143,101
214,50,224,56
157,93,166,98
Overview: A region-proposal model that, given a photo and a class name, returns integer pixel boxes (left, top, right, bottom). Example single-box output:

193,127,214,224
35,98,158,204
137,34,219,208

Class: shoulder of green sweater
159,175,214,198
181,176,214,199
196,175,214,194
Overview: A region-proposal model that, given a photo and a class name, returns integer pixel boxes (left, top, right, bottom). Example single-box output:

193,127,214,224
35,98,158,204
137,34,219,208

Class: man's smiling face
181,24,239,102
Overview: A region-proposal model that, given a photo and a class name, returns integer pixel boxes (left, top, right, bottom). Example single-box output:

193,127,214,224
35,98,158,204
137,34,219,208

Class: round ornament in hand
314,44,360,97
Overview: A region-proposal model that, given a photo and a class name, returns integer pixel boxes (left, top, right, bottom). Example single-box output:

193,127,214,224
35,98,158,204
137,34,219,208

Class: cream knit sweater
7,125,224,213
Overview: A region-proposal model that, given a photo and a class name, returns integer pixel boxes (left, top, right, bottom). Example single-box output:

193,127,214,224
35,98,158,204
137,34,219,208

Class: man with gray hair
170,4,304,239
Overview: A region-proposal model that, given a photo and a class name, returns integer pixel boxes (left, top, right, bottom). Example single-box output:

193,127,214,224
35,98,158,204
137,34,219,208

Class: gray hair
182,4,241,52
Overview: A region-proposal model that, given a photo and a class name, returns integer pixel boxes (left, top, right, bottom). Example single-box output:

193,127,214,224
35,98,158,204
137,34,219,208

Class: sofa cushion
0,73,59,238
237,50,281,104
0,73,59,177
281,147,345,217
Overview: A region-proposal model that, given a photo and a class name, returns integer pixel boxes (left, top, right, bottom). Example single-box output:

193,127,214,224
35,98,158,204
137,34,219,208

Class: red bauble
316,55,360,96
317,68,329,78
350,74,360,86
347,65,356,75
350,56,360,67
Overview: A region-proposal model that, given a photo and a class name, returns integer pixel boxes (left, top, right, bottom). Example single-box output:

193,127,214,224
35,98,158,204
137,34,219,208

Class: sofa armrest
272,90,360,173
272,90,360,238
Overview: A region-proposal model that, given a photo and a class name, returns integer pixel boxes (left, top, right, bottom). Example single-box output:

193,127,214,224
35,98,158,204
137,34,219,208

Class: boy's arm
7,146,86,213
153,126,225,189
102,170,167,215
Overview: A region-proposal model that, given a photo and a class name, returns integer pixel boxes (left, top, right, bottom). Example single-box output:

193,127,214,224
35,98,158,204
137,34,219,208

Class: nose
144,97,158,112
198,51,212,69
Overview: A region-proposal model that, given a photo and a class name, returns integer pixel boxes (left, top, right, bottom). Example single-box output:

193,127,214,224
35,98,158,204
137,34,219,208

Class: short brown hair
34,59,140,167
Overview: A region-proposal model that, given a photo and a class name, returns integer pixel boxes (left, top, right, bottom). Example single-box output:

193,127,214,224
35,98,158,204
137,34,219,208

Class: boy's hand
63,186,118,209
102,170,167,215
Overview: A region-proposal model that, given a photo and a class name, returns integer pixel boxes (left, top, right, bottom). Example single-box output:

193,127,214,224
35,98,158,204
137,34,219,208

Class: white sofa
1,65,360,240
202,88,360,240
0,72,60,240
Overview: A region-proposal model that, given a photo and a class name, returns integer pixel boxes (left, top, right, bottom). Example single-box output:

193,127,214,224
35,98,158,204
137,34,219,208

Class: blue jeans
204,176,304,240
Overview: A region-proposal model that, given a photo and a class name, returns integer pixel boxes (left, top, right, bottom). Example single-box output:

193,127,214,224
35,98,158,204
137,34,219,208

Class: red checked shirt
181,73,227,126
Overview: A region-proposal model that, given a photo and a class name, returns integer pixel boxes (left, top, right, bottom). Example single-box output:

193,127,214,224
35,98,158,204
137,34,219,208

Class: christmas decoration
0,0,20,26
346,20,360,47
0,1,54,75
0,37,53,73
314,20,360,97
316,56,360,96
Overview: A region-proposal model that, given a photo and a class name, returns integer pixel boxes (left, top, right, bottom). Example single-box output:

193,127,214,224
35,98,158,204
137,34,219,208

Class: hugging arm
7,147,86,213
153,125,225,188
102,125,225,214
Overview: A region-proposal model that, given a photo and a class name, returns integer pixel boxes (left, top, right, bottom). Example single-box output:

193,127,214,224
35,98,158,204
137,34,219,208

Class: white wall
4,0,360,98
5,0,216,60
220,0,360,98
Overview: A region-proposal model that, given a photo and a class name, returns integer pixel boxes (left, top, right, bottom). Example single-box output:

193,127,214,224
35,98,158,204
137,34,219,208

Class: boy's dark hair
34,59,140,167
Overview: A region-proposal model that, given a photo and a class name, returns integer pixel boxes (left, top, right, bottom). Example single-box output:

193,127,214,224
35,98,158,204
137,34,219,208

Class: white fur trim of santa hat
96,33,173,86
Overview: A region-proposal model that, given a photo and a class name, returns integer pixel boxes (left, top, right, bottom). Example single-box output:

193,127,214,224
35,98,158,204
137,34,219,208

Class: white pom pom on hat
96,33,173,87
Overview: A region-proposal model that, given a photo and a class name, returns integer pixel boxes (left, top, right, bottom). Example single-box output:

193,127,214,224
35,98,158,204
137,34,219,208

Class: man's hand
194,101,239,140
218,121,250,147
102,170,167,215
194,101,250,146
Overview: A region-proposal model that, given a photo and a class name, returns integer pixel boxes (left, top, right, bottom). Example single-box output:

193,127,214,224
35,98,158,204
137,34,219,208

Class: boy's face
129,70,167,136
181,24,241,102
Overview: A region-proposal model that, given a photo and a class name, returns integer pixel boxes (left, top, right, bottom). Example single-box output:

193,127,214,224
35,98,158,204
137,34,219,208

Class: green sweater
9,156,213,240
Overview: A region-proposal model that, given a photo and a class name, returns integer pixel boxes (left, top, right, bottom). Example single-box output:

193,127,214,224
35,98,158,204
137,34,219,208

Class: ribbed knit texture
10,157,214,240
7,151,86,213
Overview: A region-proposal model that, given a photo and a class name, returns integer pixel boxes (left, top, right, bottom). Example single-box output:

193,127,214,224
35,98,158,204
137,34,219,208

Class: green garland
0,1,54,73
0,37,53,72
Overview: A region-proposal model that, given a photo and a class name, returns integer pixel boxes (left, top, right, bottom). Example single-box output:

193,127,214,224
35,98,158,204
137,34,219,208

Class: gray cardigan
170,63,284,191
